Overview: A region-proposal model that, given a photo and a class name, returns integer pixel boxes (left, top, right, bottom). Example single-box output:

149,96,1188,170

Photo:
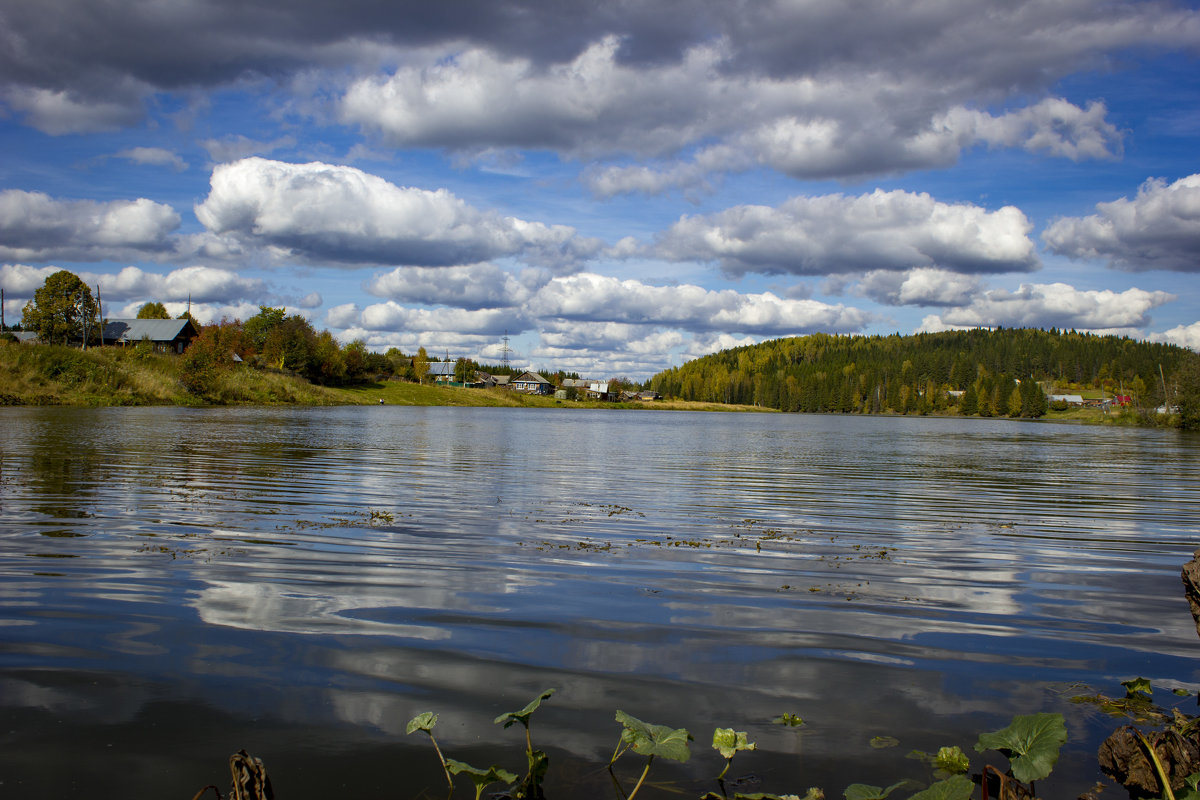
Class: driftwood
1099,725,1200,799
1183,548,1200,639
191,750,273,800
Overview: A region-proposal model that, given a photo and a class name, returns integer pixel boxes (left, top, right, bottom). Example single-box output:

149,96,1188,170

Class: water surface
1,407,1197,798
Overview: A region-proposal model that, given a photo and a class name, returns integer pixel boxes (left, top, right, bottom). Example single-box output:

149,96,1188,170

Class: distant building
102,318,200,354
511,371,554,394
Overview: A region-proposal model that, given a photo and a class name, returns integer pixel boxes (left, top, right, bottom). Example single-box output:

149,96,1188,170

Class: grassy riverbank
0,342,765,412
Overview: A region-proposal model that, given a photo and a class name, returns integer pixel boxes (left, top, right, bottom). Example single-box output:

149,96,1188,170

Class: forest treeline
648,328,1200,425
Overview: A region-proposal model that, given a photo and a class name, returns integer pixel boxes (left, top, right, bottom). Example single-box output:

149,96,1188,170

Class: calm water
0,406,1197,798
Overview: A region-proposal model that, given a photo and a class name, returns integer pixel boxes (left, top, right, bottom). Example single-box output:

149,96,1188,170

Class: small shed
102,318,200,354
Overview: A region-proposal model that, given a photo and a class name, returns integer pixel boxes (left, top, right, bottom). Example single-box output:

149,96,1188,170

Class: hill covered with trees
649,328,1200,426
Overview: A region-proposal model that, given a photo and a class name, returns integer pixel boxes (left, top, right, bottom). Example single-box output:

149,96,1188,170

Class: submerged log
230,750,274,800
1183,548,1200,639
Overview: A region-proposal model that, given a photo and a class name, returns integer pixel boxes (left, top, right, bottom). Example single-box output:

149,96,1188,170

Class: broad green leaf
444,758,518,787
844,781,905,800
906,775,974,800
1174,688,1193,697
974,712,1067,783
494,688,556,729
405,711,438,735
933,746,969,775
773,713,805,727
1179,773,1200,800
713,727,757,759
615,710,693,762
1122,677,1153,698
870,736,900,749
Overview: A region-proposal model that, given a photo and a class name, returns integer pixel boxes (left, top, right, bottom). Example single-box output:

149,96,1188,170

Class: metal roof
103,318,196,343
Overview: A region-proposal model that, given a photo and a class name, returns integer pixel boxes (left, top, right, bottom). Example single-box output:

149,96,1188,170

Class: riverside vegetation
4,282,1200,426
186,552,1200,800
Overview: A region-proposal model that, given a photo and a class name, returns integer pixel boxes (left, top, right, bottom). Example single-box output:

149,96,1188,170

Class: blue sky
2,1,1199,379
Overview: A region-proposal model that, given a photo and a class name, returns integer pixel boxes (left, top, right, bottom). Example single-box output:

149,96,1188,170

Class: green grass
0,343,769,411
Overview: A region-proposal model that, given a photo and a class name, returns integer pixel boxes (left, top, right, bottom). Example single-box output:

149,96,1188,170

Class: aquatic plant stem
626,756,654,800
1136,730,1176,800
428,734,455,793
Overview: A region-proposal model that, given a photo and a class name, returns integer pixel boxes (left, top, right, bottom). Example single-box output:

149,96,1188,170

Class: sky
2,0,1199,380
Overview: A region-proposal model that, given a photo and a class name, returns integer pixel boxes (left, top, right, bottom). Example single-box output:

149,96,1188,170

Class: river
0,406,1197,798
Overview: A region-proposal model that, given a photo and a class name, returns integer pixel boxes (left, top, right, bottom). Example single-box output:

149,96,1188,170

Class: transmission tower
501,330,512,370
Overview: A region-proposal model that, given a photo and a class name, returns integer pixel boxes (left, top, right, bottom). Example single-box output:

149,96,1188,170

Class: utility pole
1,287,5,331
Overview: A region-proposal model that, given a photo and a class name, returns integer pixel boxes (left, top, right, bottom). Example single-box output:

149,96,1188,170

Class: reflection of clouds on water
190,579,454,639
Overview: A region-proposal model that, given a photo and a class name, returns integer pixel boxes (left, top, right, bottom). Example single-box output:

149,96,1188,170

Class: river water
0,406,1197,798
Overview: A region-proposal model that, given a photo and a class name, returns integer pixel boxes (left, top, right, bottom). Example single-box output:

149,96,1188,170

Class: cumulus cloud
4,84,146,135
528,272,872,335
194,158,602,270
352,302,526,336
200,135,298,163
114,147,189,171
856,269,986,307
343,32,1127,182
1149,321,1200,351
0,190,181,262
1043,174,1200,271
654,190,1038,277
366,264,548,309
78,265,264,304
925,283,1174,331
0,263,61,295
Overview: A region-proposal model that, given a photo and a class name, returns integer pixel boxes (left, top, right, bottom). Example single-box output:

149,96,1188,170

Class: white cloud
1150,321,1200,351
73,265,264,305
4,84,145,135
856,269,986,307
528,272,871,335
115,147,188,171
194,158,601,270
1043,174,1200,271
927,283,1175,331
199,135,297,163
0,190,181,262
366,264,547,309
343,32,1127,184
0,263,62,295
354,301,525,336
654,190,1038,277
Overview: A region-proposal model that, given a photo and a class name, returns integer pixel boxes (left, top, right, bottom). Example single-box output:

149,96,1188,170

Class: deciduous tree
136,301,170,319
21,270,99,346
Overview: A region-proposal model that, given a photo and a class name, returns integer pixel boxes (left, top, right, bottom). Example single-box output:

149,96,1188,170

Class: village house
511,371,554,394
102,318,200,354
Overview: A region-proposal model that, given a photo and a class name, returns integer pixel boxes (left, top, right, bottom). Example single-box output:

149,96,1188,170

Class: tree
1173,354,1200,430
136,301,170,319
412,347,430,384
22,270,100,346
244,306,287,351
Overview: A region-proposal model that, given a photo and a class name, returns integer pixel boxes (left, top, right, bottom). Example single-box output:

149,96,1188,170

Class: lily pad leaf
974,712,1067,783
494,688,556,728
1122,677,1153,698
773,713,805,727
406,711,438,735
444,758,518,787
870,736,900,749
907,775,974,800
713,728,757,759
844,781,906,800
615,710,693,762
933,746,969,775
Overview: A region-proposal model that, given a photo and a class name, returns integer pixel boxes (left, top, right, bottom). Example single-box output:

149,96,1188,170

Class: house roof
103,318,197,343
513,371,551,384
426,362,456,376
